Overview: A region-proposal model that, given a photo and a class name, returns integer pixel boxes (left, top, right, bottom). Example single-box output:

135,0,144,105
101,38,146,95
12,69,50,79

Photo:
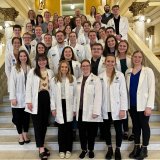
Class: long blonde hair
55,60,73,83
105,54,116,84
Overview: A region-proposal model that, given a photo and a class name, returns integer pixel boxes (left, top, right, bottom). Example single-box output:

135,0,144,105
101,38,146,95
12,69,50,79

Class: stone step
0,135,159,151
0,150,159,159
0,122,160,136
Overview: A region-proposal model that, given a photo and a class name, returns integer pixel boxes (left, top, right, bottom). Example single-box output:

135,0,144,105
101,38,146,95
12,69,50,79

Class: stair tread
0,150,159,159
0,135,160,143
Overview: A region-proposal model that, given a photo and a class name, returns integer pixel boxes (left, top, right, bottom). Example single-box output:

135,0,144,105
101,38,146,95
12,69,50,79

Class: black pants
122,112,128,132
58,99,73,152
31,90,50,148
12,108,30,134
129,108,150,146
78,109,98,151
103,112,122,147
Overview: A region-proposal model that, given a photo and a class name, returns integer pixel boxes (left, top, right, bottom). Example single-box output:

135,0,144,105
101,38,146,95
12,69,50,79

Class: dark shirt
101,13,114,25
25,45,31,54
120,59,128,75
68,60,74,75
130,70,141,107
79,76,88,110
114,16,120,35
91,57,101,76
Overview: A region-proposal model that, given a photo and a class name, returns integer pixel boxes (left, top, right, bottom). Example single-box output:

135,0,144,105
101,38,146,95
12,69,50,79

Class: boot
115,148,121,160
129,145,141,158
136,146,148,160
105,147,113,159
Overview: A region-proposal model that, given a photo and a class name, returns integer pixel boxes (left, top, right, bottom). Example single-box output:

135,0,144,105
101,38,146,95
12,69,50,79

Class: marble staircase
0,95,160,159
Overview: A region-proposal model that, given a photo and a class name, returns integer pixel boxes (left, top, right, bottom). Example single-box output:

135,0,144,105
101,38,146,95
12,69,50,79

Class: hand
27,103,32,111
73,112,76,117
11,99,17,106
144,107,152,116
119,110,126,119
52,110,56,117
92,114,98,119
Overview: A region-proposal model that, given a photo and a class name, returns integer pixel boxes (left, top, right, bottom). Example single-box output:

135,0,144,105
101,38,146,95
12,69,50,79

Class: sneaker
65,151,71,159
79,150,87,159
59,152,65,159
89,151,94,159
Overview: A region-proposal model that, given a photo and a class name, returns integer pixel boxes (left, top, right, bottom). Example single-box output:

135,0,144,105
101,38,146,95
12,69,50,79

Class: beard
105,9,110,13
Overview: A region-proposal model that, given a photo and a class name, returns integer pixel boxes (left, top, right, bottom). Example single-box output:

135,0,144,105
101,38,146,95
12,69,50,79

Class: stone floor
0,150,159,159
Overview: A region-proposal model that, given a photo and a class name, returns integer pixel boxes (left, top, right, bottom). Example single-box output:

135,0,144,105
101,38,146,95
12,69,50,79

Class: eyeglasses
23,37,31,39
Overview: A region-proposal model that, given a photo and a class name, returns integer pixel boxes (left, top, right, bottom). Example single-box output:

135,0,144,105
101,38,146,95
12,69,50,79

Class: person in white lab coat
60,46,81,79
115,40,133,141
69,31,86,62
10,50,31,145
5,37,22,92
107,5,129,40
25,54,54,160
126,50,155,160
103,35,118,57
75,59,102,159
50,60,77,159
99,54,128,160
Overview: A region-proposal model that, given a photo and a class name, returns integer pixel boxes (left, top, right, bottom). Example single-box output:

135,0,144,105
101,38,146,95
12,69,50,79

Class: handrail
128,28,160,110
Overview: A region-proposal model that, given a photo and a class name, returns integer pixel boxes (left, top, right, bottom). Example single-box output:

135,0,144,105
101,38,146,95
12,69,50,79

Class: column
0,7,19,40
129,2,149,41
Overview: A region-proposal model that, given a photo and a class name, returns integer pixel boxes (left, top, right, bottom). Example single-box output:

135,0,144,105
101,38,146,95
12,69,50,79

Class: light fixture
70,4,75,10
0,26,3,30
146,37,149,41
146,18,151,23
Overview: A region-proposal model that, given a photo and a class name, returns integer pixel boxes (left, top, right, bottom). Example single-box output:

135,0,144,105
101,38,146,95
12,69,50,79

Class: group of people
4,3,155,160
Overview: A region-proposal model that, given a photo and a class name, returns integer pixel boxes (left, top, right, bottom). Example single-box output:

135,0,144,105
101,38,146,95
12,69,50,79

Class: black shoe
18,139,24,145
44,148,50,156
128,134,134,141
89,151,94,159
105,147,113,159
24,139,31,144
39,151,48,160
115,148,121,160
122,133,128,140
136,146,148,160
79,150,87,159
129,145,141,158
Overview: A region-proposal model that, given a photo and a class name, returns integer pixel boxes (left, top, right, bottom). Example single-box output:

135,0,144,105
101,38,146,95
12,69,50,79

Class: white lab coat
70,43,86,62
90,56,106,75
71,60,81,79
75,73,102,122
9,66,31,108
72,26,84,38
99,70,128,120
25,68,54,114
84,44,92,60
115,55,131,72
50,76,77,124
125,66,155,111
48,44,67,74
77,33,89,45
107,16,129,40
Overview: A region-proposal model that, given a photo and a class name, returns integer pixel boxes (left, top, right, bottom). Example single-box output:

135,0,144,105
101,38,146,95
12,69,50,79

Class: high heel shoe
44,148,50,156
24,139,31,144
18,140,24,145
39,151,48,160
